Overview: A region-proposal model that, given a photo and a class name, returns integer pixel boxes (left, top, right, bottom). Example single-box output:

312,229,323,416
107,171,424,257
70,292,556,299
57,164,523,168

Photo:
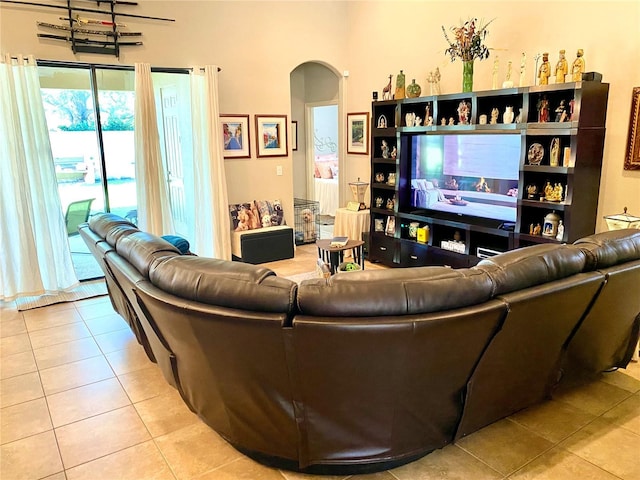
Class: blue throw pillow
162,235,191,254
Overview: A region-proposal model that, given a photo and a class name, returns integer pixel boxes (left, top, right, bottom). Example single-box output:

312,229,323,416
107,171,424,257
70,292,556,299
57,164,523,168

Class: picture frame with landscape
255,114,288,157
221,114,250,159
347,112,369,155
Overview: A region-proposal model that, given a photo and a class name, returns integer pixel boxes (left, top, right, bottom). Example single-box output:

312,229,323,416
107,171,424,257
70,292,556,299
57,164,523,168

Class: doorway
306,102,339,218
290,61,342,238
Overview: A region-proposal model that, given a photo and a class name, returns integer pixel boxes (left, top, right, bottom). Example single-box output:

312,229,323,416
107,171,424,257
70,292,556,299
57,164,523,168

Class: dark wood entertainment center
368,81,609,268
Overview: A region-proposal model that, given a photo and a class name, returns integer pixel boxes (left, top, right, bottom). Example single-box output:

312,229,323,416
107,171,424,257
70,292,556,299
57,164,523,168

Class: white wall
2,0,638,231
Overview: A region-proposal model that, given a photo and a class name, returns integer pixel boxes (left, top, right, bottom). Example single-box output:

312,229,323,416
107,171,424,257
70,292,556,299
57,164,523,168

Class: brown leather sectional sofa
79,213,640,474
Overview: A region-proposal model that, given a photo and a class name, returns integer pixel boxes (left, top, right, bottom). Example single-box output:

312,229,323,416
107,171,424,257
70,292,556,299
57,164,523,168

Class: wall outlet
276,165,283,176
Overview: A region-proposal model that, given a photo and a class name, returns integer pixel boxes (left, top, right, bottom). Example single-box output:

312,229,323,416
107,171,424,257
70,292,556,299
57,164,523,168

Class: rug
15,279,108,311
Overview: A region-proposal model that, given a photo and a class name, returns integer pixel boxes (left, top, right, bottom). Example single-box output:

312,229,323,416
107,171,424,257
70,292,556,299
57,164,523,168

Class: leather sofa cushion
115,231,180,278
149,256,297,314
297,267,494,316
89,213,137,240
574,229,640,270
475,243,586,296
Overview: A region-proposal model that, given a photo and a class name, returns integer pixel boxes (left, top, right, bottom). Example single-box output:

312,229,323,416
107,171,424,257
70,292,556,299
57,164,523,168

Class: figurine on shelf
555,100,567,122
527,183,538,199
554,183,564,201
427,72,435,96
544,181,553,199
433,67,441,95
519,52,527,87
555,49,568,83
425,104,431,122
490,107,499,124
571,49,585,81
448,117,455,126
502,60,514,88
381,139,390,159
375,196,383,208
550,137,560,166
515,107,524,123
492,55,499,89
386,197,395,210
375,172,385,183
382,75,392,100
529,223,535,235
440,117,447,126
377,115,387,128
415,116,423,126
556,220,565,241
427,116,434,126
405,112,416,127
479,114,488,125
537,95,550,122
387,172,396,186
538,52,551,85
390,146,397,159
533,223,542,235
569,98,575,121
457,100,470,125
503,106,515,124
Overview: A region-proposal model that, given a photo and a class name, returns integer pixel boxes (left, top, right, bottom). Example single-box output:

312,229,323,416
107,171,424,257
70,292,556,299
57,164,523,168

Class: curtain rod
7,56,221,72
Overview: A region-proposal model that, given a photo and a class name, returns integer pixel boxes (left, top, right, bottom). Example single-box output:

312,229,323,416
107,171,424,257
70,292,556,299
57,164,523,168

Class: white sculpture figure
405,112,415,127
492,56,499,89
519,52,527,87
503,106,514,124
427,72,435,95
502,61,514,88
556,220,565,241
434,68,441,95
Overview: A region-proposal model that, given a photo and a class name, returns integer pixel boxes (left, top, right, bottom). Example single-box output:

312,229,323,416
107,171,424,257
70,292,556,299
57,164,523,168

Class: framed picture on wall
255,115,288,157
220,114,250,159
624,87,640,170
292,121,298,151
347,112,369,155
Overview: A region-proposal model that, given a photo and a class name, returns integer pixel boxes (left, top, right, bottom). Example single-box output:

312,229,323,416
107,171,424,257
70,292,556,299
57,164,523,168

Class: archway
290,61,343,224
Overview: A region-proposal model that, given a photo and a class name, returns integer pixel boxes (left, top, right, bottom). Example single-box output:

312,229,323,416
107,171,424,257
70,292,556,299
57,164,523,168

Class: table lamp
604,207,640,230
349,178,369,211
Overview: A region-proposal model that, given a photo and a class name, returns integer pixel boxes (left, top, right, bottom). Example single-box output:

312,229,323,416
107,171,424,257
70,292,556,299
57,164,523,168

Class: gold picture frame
347,112,370,155
624,87,640,170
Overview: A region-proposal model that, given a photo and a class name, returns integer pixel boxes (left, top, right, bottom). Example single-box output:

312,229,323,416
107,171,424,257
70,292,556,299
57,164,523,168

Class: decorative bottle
395,70,406,100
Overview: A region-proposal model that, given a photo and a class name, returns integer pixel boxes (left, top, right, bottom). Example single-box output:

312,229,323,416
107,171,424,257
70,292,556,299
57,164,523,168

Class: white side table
334,208,370,258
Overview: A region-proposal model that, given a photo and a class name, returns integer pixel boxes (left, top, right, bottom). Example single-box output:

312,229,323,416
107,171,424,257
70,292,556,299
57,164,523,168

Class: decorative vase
395,70,406,100
462,60,474,92
406,79,422,98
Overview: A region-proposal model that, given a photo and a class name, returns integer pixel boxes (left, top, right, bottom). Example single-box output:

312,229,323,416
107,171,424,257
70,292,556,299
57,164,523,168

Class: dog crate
294,198,320,245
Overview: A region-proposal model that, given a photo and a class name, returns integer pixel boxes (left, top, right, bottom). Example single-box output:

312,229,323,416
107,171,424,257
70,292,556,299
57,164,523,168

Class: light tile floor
1,244,639,480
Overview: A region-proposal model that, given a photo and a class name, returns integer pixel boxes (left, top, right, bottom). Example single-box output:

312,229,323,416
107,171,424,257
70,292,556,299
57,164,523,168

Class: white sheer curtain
190,66,231,259
0,54,78,301
134,63,175,236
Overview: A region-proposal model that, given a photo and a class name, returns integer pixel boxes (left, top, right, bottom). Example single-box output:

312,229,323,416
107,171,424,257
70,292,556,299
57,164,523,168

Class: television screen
409,134,521,224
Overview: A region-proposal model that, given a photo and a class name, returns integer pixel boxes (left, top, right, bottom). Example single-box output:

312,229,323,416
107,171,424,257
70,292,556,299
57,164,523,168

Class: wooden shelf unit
368,81,609,267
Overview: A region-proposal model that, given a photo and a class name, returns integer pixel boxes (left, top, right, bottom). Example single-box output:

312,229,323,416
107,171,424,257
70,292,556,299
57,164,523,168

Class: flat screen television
409,133,521,225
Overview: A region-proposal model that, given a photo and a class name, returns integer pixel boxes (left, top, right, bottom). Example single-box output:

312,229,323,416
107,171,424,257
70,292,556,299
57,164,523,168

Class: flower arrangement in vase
442,17,494,92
